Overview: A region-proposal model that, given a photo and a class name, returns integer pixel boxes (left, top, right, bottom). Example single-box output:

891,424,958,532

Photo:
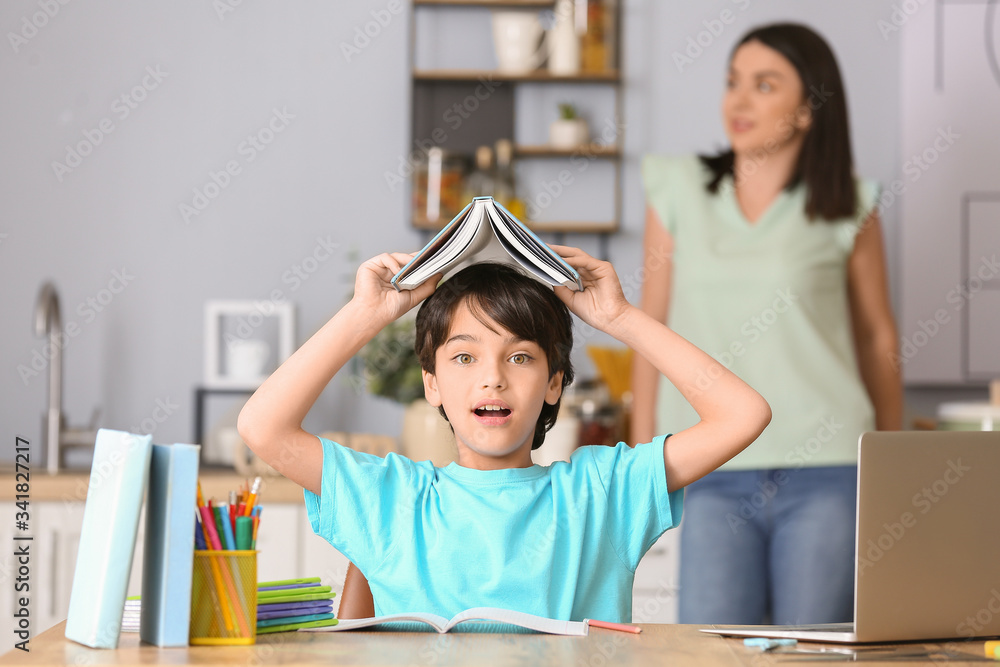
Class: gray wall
0,0,966,465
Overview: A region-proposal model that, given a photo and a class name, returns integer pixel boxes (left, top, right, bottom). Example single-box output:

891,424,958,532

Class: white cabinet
254,504,302,584
300,518,350,599
632,530,681,623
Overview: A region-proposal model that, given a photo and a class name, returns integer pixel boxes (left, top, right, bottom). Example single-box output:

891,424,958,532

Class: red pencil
587,619,642,634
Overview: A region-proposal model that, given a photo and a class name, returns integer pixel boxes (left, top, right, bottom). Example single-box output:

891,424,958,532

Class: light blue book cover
65,429,153,649
140,443,200,647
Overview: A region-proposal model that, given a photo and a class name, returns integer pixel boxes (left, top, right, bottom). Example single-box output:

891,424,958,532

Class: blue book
140,443,200,647
391,196,583,292
65,429,153,649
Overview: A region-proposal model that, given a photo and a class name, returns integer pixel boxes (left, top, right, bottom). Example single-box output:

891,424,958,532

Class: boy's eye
455,353,473,365
758,80,772,92
509,353,530,365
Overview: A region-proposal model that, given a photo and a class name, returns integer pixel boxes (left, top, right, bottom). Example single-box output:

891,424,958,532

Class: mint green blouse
641,155,878,470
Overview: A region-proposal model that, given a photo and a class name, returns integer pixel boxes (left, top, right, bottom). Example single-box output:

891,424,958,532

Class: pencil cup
189,550,257,645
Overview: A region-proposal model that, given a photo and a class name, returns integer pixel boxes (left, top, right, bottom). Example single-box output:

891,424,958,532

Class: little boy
238,245,770,622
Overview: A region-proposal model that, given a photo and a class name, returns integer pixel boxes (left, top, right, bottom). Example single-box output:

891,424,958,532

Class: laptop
702,430,1000,643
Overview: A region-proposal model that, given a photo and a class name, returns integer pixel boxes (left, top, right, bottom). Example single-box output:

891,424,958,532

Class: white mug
491,10,547,73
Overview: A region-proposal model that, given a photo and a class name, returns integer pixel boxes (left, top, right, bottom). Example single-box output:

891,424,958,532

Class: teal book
391,196,583,292
140,443,201,647
65,429,153,649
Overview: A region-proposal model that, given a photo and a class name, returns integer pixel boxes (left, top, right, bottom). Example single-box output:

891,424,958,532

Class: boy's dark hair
414,263,575,451
701,22,857,222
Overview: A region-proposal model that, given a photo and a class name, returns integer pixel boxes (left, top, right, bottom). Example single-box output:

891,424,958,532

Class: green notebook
256,617,339,634
258,585,332,600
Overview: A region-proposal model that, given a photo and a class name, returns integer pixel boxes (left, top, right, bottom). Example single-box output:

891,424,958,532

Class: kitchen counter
0,469,306,503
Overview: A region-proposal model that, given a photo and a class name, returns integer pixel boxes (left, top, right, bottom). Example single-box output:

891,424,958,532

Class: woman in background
633,23,902,624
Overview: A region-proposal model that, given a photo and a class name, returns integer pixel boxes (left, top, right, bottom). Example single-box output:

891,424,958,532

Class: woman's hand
353,252,440,326
550,244,632,336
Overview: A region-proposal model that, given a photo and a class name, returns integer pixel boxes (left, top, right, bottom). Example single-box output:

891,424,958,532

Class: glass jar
414,147,468,225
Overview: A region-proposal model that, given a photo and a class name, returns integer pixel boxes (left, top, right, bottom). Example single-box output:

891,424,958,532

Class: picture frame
203,299,295,389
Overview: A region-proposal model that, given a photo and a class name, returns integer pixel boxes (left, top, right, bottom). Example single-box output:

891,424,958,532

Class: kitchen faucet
34,282,98,474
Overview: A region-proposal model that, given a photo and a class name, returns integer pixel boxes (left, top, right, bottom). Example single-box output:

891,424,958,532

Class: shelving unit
408,0,623,241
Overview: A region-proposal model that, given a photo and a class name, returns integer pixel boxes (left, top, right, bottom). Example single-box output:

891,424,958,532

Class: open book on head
392,196,584,292
300,607,589,635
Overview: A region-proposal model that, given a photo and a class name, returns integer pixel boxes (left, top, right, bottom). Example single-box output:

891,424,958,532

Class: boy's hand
550,244,632,334
354,252,439,325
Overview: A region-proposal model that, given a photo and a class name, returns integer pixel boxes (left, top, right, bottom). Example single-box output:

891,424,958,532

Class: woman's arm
237,253,438,495
847,211,903,430
631,205,674,445
553,246,771,491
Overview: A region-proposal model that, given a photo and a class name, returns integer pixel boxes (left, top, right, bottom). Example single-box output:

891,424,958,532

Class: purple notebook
258,600,334,614
258,582,318,592
258,604,333,621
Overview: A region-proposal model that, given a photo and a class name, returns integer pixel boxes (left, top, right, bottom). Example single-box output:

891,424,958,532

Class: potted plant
549,102,589,149
359,318,456,465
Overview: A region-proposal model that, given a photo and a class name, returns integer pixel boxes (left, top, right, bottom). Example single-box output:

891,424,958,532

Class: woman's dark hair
701,22,857,221
414,263,575,451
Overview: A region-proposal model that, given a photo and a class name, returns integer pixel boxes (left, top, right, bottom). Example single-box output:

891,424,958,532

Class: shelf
414,69,620,83
412,216,618,234
515,144,620,158
414,0,555,5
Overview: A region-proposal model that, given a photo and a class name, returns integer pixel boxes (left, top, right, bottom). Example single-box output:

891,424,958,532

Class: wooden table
0,621,993,666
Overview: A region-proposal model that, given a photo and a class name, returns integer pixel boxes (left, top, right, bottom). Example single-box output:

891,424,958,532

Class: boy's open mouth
472,401,513,424
474,406,511,417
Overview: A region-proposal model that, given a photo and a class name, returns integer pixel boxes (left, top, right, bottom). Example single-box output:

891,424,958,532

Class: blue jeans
678,466,857,625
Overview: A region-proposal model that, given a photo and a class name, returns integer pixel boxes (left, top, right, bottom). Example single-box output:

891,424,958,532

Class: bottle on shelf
463,145,496,202
548,0,580,76
580,0,610,73
416,146,467,225
492,139,527,220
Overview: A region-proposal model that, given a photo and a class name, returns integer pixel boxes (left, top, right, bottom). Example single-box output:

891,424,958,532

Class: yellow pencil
243,476,262,517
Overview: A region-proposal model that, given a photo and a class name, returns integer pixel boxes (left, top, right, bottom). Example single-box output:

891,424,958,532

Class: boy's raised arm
237,252,438,496
551,245,771,491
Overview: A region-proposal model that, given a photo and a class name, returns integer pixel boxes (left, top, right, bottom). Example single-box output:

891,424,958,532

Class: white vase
549,118,589,149
548,0,580,75
401,399,457,467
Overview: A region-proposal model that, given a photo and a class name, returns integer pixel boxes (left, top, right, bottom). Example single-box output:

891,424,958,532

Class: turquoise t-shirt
641,154,878,470
304,435,682,622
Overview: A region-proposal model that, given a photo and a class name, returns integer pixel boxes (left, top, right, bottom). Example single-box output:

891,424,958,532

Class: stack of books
122,597,141,633
257,578,338,634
